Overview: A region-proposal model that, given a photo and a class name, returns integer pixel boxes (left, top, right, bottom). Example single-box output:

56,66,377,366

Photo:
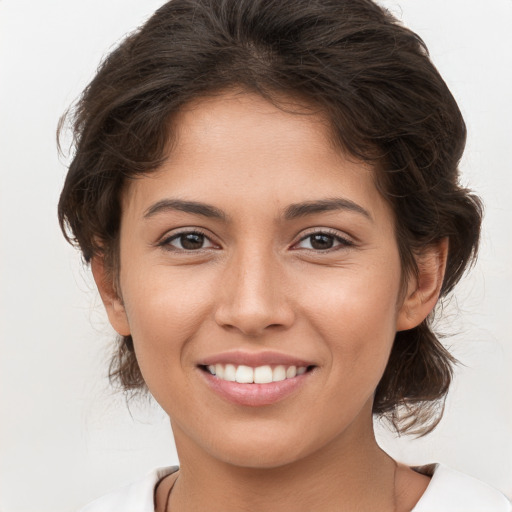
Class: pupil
311,234,333,250
182,233,204,250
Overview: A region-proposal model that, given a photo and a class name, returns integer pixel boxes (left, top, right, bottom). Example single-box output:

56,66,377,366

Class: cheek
300,257,401,329
119,267,215,378
298,258,401,376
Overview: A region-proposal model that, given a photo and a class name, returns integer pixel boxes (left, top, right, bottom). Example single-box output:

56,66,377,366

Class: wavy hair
58,0,482,435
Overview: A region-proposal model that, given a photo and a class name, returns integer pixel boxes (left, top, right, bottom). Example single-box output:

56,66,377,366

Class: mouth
199,363,314,384
197,353,317,406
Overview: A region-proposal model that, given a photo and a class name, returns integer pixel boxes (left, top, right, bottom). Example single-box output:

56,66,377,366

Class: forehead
122,90,389,223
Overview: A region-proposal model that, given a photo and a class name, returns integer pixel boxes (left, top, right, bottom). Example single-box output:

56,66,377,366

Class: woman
58,0,511,510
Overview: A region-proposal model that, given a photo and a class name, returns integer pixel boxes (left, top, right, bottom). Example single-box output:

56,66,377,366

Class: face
100,91,422,469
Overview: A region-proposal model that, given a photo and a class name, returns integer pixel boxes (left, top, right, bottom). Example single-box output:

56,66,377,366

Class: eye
294,231,354,251
160,230,217,251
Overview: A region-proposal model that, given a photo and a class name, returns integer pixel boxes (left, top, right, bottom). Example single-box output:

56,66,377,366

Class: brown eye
295,231,354,251
180,233,205,250
309,234,334,250
163,231,216,251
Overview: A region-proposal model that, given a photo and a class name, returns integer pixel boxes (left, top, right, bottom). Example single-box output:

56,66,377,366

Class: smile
205,364,309,384
198,351,317,406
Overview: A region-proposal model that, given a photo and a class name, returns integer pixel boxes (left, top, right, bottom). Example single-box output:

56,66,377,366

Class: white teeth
272,365,286,382
224,364,236,382
215,364,224,379
254,365,273,384
206,363,310,383
286,366,297,379
235,365,254,383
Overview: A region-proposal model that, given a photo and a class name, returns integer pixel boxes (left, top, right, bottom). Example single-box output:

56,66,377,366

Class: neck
168,415,398,512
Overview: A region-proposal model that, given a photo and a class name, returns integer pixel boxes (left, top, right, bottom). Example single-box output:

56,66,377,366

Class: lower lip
199,368,312,407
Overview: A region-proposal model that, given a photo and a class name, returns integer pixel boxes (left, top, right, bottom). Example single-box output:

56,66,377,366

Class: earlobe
396,238,449,331
91,256,131,336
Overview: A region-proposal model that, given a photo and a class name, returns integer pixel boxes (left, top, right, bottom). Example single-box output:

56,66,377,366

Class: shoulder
413,464,512,512
77,466,179,512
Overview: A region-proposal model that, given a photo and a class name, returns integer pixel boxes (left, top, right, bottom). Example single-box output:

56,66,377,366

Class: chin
214,446,304,470
203,424,323,470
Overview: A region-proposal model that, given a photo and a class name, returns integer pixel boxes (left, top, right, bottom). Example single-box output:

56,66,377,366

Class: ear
396,238,449,331
91,256,131,336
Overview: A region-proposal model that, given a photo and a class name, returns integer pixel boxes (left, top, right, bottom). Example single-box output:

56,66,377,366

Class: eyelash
158,229,217,252
294,229,355,252
157,228,354,253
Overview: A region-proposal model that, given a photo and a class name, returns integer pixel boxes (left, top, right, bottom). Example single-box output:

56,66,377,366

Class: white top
79,464,512,512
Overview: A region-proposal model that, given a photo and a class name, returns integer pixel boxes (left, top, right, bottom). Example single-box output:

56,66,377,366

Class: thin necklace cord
165,474,177,512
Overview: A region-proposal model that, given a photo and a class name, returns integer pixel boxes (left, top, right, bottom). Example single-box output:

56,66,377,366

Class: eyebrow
144,199,228,221
143,197,372,222
284,198,372,221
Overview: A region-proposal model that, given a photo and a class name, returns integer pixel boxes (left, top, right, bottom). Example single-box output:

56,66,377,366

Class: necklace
392,458,398,512
164,473,178,512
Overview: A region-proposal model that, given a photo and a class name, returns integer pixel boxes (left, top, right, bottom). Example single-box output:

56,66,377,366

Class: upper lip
198,350,316,368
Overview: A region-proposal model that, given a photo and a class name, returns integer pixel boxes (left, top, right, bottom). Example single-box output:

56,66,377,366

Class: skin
93,91,446,511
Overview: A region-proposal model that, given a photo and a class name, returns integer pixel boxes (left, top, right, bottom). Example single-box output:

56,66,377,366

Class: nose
214,248,295,337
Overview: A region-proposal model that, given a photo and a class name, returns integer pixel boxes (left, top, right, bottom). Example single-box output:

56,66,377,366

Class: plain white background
1,1,511,510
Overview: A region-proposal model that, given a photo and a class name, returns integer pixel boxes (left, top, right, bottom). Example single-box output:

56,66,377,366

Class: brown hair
58,0,482,435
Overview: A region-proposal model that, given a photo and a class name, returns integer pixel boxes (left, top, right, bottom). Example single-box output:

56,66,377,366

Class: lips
197,351,316,406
